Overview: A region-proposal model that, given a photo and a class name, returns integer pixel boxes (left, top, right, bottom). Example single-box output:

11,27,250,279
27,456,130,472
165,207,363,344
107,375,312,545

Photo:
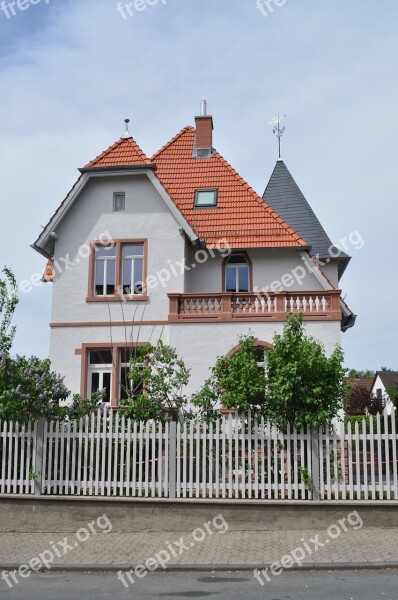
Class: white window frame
94,246,116,297
113,192,126,212
87,354,113,405
122,245,145,296
225,255,250,292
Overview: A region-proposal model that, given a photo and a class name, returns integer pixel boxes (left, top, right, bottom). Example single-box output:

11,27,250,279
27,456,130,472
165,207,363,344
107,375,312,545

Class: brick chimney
194,100,214,157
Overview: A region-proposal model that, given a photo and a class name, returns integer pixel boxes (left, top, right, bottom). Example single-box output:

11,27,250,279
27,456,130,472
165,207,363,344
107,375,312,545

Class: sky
0,0,397,371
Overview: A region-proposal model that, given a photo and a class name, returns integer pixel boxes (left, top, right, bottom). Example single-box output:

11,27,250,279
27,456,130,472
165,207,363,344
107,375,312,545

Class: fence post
34,418,45,495
311,428,320,501
168,421,177,499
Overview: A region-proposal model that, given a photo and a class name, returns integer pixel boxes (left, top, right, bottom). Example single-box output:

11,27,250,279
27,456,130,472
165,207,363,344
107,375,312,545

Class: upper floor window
122,244,144,295
113,193,125,212
90,240,147,301
95,246,116,296
194,189,218,208
224,253,250,292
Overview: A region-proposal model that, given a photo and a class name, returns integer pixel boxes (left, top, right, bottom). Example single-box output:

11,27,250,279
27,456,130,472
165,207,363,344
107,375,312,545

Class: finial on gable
268,112,286,159
121,118,132,139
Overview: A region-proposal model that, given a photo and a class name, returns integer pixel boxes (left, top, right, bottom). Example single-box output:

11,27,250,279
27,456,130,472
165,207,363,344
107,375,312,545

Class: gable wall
50,174,186,324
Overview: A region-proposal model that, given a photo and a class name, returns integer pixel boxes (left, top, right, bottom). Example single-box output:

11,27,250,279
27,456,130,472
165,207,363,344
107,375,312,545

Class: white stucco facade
42,169,343,403
371,375,394,415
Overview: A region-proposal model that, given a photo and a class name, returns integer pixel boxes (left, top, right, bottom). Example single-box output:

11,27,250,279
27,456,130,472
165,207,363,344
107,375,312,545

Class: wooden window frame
222,251,253,292
87,239,148,302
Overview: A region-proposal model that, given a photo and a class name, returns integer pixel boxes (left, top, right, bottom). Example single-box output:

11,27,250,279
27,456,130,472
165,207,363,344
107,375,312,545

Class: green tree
387,387,398,408
0,267,18,357
0,267,103,422
264,314,346,429
192,335,266,418
347,369,375,378
124,340,190,422
0,355,69,422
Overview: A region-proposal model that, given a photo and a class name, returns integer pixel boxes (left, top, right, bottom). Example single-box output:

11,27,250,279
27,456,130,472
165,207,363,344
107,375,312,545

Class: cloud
0,0,397,368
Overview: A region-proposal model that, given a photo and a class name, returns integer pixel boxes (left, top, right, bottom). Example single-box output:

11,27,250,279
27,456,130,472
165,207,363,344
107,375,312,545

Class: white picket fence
0,408,397,500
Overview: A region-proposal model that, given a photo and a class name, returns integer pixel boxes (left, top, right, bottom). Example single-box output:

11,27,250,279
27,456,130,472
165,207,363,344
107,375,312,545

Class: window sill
86,295,149,303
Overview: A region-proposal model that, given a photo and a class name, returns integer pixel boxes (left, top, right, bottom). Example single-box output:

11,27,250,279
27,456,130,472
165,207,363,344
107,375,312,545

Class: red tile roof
41,260,54,283
151,127,307,249
84,137,152,168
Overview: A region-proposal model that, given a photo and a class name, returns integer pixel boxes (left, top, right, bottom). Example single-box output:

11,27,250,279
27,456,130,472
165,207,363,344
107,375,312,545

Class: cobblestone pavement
0,528,397,567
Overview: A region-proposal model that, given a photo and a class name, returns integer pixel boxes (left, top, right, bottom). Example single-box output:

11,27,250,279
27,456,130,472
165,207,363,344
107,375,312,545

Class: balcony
168,291,342,322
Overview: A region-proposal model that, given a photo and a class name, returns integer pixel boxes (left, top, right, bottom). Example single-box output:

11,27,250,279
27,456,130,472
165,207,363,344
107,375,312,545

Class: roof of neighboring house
151,127,307,249
373,371,398,390
83,137,152,168
344,377,374,393
262,159,350,278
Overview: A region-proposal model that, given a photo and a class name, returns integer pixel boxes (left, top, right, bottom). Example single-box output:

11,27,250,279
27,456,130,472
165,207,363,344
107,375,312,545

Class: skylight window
194,189,218,208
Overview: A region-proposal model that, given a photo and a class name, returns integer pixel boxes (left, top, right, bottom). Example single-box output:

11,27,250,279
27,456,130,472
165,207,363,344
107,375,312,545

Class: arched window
226,340,272,364
224,253,251,292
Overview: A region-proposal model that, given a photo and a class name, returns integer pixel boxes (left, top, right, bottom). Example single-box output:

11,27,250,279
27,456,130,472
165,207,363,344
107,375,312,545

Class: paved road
1,570,398,599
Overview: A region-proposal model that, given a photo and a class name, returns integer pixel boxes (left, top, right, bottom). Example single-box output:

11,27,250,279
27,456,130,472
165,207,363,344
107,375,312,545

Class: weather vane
268,113,286,158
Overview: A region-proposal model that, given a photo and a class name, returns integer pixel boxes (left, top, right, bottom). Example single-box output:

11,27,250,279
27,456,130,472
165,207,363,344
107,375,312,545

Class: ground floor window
83,345,144,407
87,349,113,403
119,348,144,402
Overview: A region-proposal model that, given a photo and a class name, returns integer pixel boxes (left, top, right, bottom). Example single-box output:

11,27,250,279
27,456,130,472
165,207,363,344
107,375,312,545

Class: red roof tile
151,127,307,249
84,137,151,168
41,260,54,283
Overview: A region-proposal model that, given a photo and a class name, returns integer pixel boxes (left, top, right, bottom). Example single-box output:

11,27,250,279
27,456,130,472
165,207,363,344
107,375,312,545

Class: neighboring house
33,103,356,406
371,371,398,414
343,377,374,393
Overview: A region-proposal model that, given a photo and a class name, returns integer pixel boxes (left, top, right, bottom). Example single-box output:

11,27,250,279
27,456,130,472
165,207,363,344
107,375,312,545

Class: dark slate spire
262,159,350,279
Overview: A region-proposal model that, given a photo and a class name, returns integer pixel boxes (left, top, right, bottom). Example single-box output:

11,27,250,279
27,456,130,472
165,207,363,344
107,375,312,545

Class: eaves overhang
32,168,199,257
79,163,157,174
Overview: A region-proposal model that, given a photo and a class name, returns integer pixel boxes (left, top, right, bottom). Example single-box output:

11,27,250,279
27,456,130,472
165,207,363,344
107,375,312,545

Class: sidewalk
1,528,398,570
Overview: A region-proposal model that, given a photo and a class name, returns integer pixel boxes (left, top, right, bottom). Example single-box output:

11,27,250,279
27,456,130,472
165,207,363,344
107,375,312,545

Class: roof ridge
85,138,123,168
213,150,307,246
85,137,151,168
151,126,194,161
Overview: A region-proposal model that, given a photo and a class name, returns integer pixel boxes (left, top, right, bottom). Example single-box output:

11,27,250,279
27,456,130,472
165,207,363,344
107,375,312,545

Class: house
32,103,356,406
343,377,374,393
371,371,398,414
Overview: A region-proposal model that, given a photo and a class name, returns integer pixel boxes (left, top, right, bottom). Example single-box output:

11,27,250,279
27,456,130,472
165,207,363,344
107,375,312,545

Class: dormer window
194,189,218,208
113,193,125,212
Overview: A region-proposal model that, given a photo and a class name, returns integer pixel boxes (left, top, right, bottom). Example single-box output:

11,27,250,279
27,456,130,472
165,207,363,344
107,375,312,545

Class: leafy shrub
192,335,266,418
0,355,69,422
264,314,346,430
123,340,190,422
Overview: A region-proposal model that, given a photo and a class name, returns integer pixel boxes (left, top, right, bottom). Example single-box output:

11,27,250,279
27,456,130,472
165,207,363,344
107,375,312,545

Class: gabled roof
344,377,374,393
152,127,307,249
83,137,152,169
262,159,350,277
373,371,398,390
